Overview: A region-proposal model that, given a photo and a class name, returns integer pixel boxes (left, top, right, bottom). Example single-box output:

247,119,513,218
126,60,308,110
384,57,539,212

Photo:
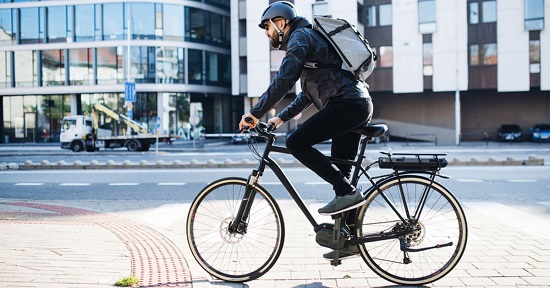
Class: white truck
60,103,172,152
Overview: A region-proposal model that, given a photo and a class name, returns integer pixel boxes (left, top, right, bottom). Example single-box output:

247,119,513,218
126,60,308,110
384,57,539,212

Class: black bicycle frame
229,130,442,245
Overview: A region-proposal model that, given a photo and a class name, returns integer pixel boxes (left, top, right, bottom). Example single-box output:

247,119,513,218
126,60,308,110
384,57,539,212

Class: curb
1,155,545,170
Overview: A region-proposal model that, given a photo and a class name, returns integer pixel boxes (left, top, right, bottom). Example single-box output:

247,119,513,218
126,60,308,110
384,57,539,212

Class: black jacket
250,17,370,121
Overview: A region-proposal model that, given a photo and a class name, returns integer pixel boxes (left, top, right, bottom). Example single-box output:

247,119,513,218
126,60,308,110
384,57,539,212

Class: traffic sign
156,116,161,129
125,82,136,102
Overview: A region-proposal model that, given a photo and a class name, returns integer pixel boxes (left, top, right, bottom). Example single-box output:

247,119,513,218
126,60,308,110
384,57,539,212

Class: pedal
330,259,342,266
331,250,341,267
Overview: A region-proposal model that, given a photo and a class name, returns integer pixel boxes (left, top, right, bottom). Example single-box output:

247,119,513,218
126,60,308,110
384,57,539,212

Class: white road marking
305,182,330,185
14,183,44,186
456,179,484,183
508,179,537,183
259,182,282,185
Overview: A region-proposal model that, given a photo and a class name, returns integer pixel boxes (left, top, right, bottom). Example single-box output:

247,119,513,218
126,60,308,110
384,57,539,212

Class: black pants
286,97,373,197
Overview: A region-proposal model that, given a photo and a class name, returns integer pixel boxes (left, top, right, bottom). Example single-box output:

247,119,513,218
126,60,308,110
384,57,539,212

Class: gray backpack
305,15,378,82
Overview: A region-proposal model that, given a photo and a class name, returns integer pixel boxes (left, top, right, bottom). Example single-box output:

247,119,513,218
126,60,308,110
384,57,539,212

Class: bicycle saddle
352,123,388,138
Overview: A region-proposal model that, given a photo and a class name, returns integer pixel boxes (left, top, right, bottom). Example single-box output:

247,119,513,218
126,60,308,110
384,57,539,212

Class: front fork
228,170,261,234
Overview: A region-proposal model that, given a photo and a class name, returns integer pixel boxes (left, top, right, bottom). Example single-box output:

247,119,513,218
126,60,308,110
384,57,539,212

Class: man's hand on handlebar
267,116,283,129
239,113,259,131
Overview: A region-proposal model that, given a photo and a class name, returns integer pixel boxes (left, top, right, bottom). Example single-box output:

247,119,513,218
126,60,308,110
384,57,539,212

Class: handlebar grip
244,117,255,124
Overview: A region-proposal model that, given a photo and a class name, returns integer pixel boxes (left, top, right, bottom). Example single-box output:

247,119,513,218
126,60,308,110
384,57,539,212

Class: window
206,0,230,9
366,5,376,27
131,2,155,40
525,0,544,30
75,5,95,42
379,4,392,26
0,51,11,87
469,43,497,66
163,4,184,41
185,7,205,42
482,0,496,23
20,7,44,44
469,44,479,65
357,1,364,25
188,49,203,84
209,12,228,45
156,47,184,84
62,119,76,131
366,4,392,27
312,2,328,16
14,51,38,87
418,0,436,33
97,47,124,85
529,39,540,73
379,46,393,67
469,2,479,24
103,3,124,40
482,43,497,65
42,49,65,86
423,43,433,76
130,46,155,83
206,52,231,86
0,9,15,45
47,6,67,43
69,48,93,85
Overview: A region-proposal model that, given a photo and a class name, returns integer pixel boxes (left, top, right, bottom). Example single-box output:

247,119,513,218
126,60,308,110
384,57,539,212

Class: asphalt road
1,166,549,204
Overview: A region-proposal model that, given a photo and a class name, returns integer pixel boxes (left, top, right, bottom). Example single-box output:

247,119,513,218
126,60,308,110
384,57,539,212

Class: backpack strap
304,61,359,83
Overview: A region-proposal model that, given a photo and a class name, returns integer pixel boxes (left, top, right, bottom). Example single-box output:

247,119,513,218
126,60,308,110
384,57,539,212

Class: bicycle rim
186,177,285,282
356,176,467,285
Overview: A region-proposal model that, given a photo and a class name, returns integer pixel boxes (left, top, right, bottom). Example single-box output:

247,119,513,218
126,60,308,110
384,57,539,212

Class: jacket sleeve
250,31,311,119
277,92,312,121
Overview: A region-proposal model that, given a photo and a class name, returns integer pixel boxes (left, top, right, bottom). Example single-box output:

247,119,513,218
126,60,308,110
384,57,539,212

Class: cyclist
238,1,373,258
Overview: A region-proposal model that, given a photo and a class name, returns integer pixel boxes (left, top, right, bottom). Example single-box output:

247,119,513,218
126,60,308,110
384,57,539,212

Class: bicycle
186,121,468,285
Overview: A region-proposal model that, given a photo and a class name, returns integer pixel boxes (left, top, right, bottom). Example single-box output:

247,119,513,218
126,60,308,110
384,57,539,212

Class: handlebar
243,117,276,138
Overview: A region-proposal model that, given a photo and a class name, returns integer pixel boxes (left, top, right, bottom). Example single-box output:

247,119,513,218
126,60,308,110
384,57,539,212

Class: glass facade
0,1,232,143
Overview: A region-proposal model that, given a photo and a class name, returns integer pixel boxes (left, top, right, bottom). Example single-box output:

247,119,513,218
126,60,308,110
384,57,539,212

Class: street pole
454,0,461,146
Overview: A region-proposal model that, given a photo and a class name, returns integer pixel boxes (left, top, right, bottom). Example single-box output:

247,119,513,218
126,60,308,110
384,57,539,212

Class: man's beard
269,30,282,49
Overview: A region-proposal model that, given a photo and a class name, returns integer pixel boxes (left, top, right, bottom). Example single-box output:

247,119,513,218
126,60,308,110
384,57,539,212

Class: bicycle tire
186,177,285,282
355,175,467,285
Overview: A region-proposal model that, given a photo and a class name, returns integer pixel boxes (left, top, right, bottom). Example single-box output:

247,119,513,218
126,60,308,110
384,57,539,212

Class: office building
0,0,235,143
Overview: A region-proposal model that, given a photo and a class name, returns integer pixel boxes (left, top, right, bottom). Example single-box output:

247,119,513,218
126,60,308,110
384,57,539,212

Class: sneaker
318,190,365,216
323,245,360,260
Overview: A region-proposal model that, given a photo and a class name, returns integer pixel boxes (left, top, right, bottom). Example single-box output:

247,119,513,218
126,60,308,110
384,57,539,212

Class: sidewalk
1,199,550,287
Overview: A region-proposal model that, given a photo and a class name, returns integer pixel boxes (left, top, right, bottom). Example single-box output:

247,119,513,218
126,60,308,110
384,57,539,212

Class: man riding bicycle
238,1,374,260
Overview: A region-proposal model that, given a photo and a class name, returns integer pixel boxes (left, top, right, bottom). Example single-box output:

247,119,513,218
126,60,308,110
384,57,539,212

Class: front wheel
186,177,285,282
355,175,467,285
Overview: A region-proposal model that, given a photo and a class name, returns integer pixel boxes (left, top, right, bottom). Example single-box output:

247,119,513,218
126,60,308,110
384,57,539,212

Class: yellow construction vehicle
60,103,172,152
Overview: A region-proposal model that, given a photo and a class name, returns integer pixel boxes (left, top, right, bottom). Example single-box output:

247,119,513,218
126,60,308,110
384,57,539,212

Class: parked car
497,124,522,142
530,123,550,142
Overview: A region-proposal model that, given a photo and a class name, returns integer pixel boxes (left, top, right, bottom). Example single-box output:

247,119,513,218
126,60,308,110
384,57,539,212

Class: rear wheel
186,177,284,282
355,176,467,285
126,140,139,152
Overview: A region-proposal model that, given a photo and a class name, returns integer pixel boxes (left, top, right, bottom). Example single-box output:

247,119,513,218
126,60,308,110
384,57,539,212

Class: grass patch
115,276,140,287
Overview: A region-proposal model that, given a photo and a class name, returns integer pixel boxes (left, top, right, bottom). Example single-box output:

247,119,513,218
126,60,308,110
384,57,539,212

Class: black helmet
258,1,298,29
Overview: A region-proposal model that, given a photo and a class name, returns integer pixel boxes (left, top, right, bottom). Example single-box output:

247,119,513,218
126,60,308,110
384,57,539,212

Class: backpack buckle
304,61,319,69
